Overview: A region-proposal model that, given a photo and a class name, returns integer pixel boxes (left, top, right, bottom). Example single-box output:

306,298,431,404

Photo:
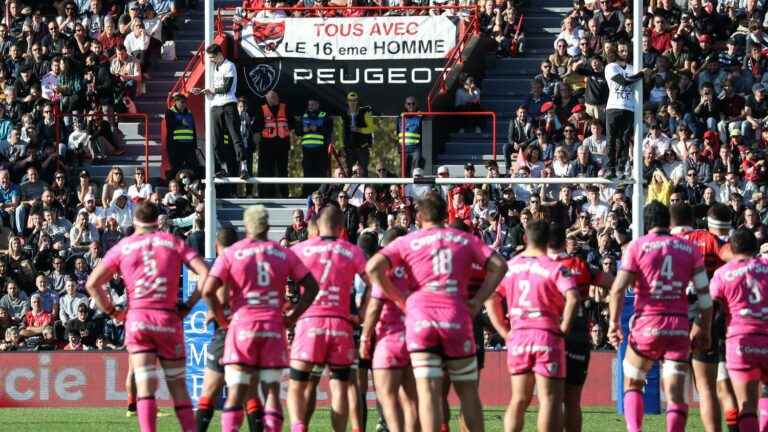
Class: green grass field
0,406,711,431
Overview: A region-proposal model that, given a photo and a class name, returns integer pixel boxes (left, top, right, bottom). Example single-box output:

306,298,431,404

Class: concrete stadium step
482,78,535,94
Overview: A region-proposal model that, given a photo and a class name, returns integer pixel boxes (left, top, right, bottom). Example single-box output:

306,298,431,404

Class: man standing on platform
194,44,249,181
254,90,294,198
341,92,374,177
298,97,334,197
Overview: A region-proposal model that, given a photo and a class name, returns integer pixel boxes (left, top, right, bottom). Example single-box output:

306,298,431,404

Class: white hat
412,168,424,177
437,165,449,174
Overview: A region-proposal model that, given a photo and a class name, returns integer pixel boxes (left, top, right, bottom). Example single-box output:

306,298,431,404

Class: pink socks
174,404,195,432
264,409,284,432
623,390,644,432
221,407,245,432
666,402,688,432
137,396,158,432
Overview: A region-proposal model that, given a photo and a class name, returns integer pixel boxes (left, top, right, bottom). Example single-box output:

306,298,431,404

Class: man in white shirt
604,44,648,179
582,185,609,228
642,122,671,158
583,119,607,166
193,43,248,180
59,277,87,324
40,56,62,100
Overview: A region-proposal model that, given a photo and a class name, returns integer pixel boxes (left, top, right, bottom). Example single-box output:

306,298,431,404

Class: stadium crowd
0,0,195,352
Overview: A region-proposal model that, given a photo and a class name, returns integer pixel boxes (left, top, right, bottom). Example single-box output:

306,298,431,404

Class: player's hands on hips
607,322,623,348
690,322,711,352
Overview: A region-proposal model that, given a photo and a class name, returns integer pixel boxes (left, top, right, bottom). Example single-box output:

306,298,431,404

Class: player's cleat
126,410,136,417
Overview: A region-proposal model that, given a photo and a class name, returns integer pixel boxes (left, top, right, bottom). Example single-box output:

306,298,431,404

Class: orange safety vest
261,103,290,139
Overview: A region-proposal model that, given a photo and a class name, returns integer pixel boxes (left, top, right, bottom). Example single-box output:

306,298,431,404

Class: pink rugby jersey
710,257,768,338
621,231,704,317
498,255,577,333
210,238,310,321
291,236,367,320
371,265,413,335
378,226,494,310
102,231,199,310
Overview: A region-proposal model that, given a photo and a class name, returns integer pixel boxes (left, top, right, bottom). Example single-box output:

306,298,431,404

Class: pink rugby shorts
404,305,476,359
373,331,409,369
726,334,768,384
125,309,185,360
223,318,289,368
505,329,565,379
290,316,355,366
628,314,690,362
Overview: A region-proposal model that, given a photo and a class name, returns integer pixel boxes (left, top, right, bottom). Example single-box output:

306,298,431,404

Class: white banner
241,16,458,60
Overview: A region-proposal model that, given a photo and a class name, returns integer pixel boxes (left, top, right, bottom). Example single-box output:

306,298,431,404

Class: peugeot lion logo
245,63,281,98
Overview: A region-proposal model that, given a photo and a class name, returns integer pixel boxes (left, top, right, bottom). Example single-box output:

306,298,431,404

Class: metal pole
631,0,644,239
203,0,216,259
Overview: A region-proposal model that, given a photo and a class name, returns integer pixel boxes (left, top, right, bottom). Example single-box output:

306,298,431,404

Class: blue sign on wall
182,264,214,406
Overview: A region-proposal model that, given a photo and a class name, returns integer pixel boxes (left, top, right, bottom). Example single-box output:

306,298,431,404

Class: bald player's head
318,205,344,237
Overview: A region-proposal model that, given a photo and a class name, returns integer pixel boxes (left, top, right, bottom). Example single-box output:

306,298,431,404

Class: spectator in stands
341,92,373,177
454,75,483,133
123,19,151,78
127,167,152,202
33,273,58,317
0,279,27,323
20,293,52,339
280,209,308,247
397,95,423,177
107,189,133,231
59,277,88,326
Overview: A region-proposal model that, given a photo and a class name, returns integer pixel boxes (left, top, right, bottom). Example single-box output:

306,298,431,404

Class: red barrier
0,351,710,408
399,111,497,177
426,13,479,111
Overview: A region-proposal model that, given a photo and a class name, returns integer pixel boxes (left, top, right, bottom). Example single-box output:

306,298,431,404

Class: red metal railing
55,112,151,175
426,12,479,111
399,111,496,177
241,4,477,14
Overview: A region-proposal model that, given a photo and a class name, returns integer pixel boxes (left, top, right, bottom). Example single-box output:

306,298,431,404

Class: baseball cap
437,165,449,175
730,128,743,137
540,101,555,113
464,162,475,171
244,205,269,234
412,167,424,177
346,92,358,101
571,104,585,114
703,130,718,140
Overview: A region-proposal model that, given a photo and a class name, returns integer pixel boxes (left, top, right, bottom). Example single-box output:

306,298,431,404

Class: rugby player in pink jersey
360,227,419,432
485,220,580,432
608,201,713,432
287,206,368,432
86,201,209,432
366,192,508,432
710,228,768,432
202,205,320,432
670,202,739,432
